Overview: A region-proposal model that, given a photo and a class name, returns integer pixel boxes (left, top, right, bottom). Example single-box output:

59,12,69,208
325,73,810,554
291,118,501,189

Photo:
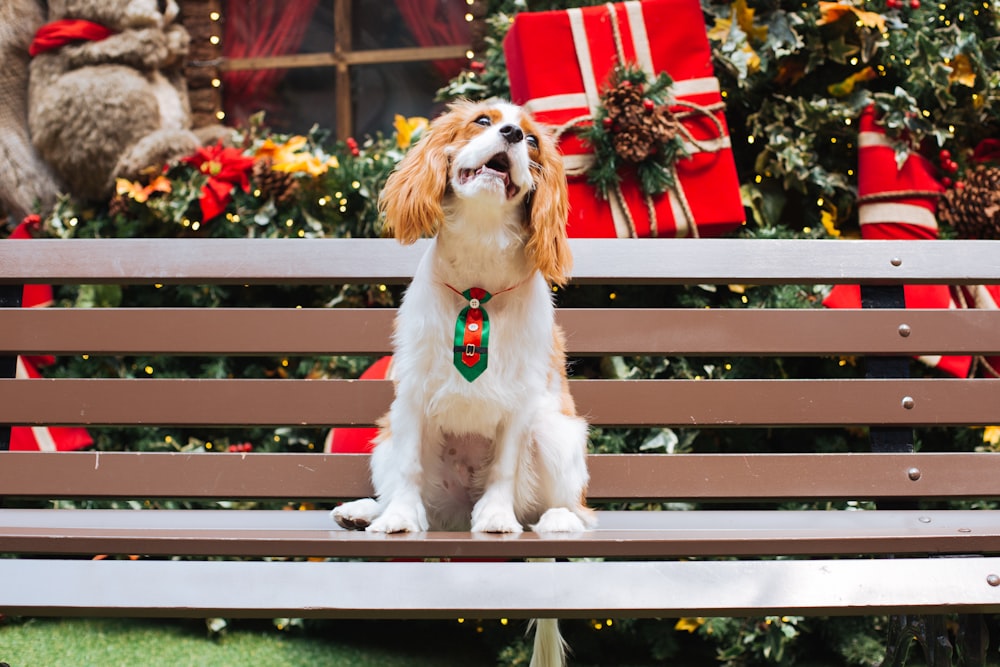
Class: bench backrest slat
6,307,1000,356
5,238,1000,285
2,451,997,502
3,378,999,428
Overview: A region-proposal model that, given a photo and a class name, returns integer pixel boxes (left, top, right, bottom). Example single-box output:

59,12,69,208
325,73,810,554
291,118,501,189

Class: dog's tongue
476,164,510,185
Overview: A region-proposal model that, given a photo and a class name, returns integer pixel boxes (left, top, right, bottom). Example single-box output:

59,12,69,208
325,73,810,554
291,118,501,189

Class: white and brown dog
331,99,594,666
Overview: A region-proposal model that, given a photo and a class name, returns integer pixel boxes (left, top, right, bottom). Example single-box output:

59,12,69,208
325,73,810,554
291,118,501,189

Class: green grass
0,618,495,667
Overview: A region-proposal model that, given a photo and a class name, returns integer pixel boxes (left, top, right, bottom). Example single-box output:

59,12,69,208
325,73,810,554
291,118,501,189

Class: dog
331,99,595,666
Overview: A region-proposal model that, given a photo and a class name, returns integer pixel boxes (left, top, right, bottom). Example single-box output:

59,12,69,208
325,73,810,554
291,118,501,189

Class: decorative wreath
579,65,688,200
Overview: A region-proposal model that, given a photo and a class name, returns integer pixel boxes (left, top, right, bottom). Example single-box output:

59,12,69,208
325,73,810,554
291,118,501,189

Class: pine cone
108,194,130,218
602,80,680,164
613,131,652,163
252,158,300,205
938,165,1000,239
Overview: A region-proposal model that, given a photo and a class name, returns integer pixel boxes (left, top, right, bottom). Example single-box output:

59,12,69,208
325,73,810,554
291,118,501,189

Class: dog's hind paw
330,498,381,530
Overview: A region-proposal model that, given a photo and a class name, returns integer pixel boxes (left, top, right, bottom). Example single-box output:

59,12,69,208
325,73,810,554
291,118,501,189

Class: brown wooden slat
3,558,1000,619
221,45,471,71
5,238,1000,285
1,308,396,356
2,378,999,427
2,452,998,501
6,308,1000,356
2,509,998,559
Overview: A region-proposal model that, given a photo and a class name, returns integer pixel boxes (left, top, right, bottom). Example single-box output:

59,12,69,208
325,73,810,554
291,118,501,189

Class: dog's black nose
499,124,524,144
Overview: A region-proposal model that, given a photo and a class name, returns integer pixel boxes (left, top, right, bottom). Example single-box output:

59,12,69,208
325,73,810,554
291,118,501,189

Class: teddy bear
0,0,223,220
0,0,59,221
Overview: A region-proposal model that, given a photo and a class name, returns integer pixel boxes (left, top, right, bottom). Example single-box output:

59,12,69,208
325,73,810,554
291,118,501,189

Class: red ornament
602,116,614,129
909,0,920,8
643,99,656,112
346,137,360,157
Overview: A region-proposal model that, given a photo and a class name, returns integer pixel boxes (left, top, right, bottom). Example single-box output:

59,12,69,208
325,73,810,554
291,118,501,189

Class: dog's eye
526,134,539,150
474,115,492,127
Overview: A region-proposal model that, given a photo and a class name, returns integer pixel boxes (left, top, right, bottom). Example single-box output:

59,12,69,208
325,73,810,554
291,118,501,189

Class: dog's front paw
532,507,588,533
331,498,381,531
471,503,523,534
367,502,429,534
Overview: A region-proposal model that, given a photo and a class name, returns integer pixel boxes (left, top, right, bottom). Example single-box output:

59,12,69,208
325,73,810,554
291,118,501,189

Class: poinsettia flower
254,136,339,176
827,66,877,97
115,175,172,203
709,0,768,44
817,1,886,33
674,617,706,633
395,115,429,150
181,142,255,222
947,53,976,88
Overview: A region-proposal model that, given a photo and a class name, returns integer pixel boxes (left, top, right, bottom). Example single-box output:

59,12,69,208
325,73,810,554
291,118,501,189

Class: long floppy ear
378,112,457,244
524,125,572,286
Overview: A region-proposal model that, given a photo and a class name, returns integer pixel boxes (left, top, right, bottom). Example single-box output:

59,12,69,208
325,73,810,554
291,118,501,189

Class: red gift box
824,107,970,377
7,216,93,451
504,0,744,238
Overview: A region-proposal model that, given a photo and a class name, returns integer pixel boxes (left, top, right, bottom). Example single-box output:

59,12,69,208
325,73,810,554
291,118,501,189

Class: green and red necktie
450,286,493,382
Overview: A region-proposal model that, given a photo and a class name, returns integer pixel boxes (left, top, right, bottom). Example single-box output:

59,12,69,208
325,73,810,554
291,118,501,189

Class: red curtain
394,0,471,79
222,0,470,126
221,0,321,126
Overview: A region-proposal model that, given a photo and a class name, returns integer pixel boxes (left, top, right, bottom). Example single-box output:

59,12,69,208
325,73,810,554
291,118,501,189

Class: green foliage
39,117,405,454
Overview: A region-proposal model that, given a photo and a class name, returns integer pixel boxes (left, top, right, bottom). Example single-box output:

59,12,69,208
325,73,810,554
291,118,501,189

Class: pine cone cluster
938,165,1000,239
252,158,300,205
601,80,679,163
108,193,130,218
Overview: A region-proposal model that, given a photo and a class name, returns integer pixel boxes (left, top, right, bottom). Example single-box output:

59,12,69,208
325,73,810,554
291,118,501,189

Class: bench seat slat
2,509,999,559
5,238,1000,285
1,452,998,502
3,557,1000,619
6,307,1000,356
3,378,999,427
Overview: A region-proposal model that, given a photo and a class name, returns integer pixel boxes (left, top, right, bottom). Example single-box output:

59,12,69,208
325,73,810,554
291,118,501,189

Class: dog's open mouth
459,153,520,198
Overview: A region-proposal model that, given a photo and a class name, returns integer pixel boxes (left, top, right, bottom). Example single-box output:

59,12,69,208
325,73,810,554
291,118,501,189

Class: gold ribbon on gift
526,1,731,238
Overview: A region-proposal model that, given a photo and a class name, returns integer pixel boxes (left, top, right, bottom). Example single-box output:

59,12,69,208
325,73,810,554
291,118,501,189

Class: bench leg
0,285,20,452
956,614,988,667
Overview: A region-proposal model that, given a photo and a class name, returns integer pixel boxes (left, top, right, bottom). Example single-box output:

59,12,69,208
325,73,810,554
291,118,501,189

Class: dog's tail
529,618,567,667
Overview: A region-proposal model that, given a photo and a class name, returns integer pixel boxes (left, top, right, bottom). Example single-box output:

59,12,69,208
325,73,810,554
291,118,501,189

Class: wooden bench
3,237,1000,665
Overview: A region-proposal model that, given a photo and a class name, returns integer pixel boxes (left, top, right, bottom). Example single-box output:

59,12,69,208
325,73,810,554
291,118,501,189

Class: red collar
30,19,116,57
443,281,525,301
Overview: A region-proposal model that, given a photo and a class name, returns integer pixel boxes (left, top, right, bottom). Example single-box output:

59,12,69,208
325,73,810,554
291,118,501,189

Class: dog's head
379,99,571,285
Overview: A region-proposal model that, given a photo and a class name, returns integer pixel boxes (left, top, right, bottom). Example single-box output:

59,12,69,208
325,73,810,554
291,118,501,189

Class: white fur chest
391,245,554,440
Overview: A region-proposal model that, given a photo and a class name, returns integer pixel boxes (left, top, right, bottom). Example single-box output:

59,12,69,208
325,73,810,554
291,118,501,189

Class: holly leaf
826,36,860,64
